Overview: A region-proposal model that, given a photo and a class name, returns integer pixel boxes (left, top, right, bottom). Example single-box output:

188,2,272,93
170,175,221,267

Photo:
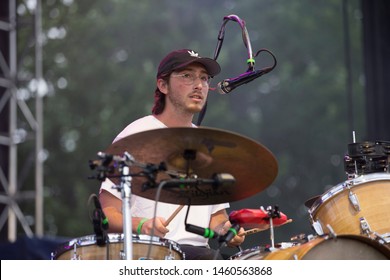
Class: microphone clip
92,208,108,246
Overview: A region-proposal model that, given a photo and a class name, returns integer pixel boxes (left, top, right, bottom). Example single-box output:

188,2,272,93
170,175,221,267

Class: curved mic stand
197,14,254,126
214,14,255,70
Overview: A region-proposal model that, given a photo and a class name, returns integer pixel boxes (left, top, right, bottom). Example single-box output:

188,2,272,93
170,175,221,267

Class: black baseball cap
157,49,221,78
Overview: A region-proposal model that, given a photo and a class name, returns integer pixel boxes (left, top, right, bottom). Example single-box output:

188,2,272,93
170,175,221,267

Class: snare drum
52,233,184,260
308,173,390,241
229,235,390,260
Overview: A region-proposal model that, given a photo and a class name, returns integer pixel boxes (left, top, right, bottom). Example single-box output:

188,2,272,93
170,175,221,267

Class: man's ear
157,78,168,94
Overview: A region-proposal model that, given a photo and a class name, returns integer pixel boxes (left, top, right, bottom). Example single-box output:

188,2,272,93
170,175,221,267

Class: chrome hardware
326,224,337,238
348,191,361,212
359,217,372,236
346,180,361,212
312,220,324,236
71,243,81,260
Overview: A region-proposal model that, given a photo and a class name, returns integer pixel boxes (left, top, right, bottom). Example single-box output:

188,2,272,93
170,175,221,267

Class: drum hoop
229,246,263,260
135,234,183,254
308,172,390,215
52,233,183,259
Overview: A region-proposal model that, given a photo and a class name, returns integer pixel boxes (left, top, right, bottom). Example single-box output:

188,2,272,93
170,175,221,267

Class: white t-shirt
100,115,229,246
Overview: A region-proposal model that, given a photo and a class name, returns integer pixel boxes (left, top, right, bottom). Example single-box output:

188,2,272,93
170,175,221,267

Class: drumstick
239,219,293,236
163,205,185,226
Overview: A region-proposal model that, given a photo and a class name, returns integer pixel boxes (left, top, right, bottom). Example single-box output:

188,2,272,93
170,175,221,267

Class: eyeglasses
171,73,211,86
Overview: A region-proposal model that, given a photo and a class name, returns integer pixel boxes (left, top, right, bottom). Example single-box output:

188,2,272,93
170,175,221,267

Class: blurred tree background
3,0,367,256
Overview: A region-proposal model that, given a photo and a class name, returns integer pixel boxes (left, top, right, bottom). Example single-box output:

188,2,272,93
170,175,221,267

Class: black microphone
93,195,109,230
185,224,220,239
217,68,270,94
163,173,236,188
219,223,240,245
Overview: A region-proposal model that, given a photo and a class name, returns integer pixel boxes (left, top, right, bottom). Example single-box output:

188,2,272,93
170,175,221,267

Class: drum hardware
266,206,279,249
359,217,372,236
89,151,167,260
326,224,337,238
52,234,184,260
375,232,390,245
71,243,80,260
311,220,324,235
346,181,361,212
348,191,361,212
120,158,133,260
119,250,125,260
344,140,390,176
164,243,176,260
290,233,316,244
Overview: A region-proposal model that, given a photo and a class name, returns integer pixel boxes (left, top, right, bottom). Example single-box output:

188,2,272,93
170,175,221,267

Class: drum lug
326,224,337,239
71,243,81,260
359,217,372,235
120,250,125,260
374,232,390,245
164,254,175,260
290,233,315,244
348,190,361,212
311,220,324,236
346,180,361,212
165,244,177,260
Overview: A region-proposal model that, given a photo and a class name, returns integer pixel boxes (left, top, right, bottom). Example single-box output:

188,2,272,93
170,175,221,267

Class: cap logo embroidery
188,50,200,58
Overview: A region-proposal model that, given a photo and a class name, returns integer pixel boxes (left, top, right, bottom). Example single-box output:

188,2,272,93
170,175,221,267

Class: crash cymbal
104,127,278,205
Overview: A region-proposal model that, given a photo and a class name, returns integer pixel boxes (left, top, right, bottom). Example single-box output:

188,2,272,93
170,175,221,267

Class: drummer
99,49,245,260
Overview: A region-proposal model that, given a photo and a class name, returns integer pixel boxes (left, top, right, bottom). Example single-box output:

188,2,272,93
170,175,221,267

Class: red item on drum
229,208,288,228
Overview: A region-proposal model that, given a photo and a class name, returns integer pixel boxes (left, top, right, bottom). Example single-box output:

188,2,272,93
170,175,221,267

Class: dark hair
152,75,169,115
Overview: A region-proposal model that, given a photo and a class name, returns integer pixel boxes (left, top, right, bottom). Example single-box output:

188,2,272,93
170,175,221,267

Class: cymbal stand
117,153,165,260
119,160,133,260
89,151,136,260
266,205,280,250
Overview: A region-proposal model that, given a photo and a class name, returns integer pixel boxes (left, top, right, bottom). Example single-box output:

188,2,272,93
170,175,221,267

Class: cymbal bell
104,127,278,205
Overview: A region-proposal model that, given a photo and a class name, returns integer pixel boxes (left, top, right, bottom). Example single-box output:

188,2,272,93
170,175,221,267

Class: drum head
301,235,390,260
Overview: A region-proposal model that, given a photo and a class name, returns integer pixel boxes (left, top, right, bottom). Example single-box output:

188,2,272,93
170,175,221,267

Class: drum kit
51,128,390,260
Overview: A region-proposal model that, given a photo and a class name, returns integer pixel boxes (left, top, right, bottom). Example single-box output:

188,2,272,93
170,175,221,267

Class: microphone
219,223,240,245
93,195,109,230
217,68,270,94
185,224,220,239
163,173,236,188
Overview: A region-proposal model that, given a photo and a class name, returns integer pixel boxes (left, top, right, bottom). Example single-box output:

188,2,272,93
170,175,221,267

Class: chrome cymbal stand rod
120,154,134,260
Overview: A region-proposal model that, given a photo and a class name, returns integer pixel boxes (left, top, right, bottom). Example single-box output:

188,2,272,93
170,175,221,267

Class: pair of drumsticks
164,205,292,236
